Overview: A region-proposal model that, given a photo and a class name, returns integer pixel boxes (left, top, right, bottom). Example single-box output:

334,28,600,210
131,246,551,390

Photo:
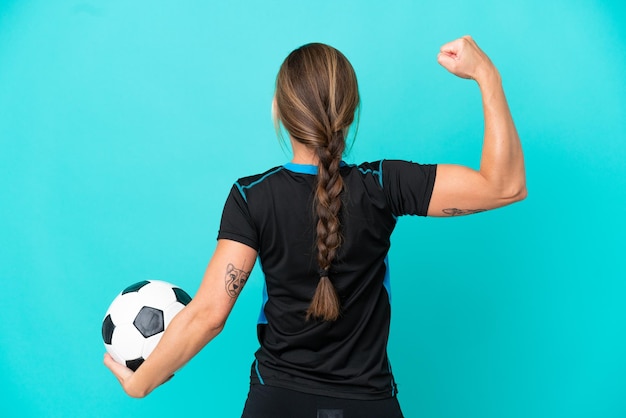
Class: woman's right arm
427,36,527,216
104,239,257,397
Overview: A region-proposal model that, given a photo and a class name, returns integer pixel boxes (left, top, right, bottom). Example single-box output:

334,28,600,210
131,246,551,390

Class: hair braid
273,43,359,321
306,130,345,321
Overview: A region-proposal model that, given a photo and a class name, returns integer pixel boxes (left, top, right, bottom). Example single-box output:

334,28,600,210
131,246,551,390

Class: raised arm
427,36,526,217
104,239,257,397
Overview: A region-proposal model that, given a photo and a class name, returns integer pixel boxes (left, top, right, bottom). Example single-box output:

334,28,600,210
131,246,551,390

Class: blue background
1,1,625,417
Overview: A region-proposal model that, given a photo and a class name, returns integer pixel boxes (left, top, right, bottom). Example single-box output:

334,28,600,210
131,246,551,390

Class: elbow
127,386,149,399
187,301,227,340
514,178,528,202
124,378,151,399
517,185,528,202
207,321,226,336
199,321,225,346
199,314,226,340
503,182,527,204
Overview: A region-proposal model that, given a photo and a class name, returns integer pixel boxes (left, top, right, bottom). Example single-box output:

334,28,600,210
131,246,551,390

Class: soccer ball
102,280,192,371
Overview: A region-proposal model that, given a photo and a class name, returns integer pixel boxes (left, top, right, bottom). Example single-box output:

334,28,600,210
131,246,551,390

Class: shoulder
234,165,285,189
342,160,384,183
378,160,437,183
344,160,437,190
343,160,419,186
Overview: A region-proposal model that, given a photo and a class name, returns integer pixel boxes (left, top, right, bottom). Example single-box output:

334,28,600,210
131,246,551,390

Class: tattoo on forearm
225,263,250,298
443,208,487,216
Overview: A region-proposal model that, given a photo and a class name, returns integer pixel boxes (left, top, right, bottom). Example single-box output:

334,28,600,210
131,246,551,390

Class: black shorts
240,384,404,418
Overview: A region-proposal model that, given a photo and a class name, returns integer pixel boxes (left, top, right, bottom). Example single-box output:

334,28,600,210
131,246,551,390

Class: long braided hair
274,43,360,321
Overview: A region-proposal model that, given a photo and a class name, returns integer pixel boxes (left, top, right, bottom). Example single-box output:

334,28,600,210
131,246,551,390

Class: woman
105,36,526,417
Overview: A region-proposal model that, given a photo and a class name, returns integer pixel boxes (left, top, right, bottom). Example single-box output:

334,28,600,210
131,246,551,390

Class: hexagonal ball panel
133,306,164,338
138,281,176,307
111,323,144,360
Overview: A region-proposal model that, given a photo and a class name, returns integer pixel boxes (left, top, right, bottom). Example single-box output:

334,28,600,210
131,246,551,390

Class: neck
290,138,319,165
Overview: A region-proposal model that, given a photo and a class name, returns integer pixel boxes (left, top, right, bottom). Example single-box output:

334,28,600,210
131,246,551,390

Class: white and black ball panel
137,281,177,307
126,358,145,372
102,280,192,372
104,342,124,366
122,280,150,294
107,292,142,326
173,287,192,305
142,333,163,359
164,303,185,327
102,314,115,345
133,306,164,338
110,323,144,360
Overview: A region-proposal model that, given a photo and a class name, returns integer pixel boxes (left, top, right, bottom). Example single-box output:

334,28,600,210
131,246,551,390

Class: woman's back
219,159,436,398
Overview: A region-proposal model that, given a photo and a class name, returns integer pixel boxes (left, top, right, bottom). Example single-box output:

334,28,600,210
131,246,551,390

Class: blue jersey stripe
258,280,269,324
255,359,265,385
355,163,382,186
235,166,284,202
283,162,317,175
283,161,348,175
383,256,392,304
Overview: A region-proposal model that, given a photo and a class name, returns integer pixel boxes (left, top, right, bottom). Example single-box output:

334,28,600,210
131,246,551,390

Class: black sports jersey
218,160,437,400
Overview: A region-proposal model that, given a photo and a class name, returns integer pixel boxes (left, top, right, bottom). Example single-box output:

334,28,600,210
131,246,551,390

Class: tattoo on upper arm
225,263,250,298
443,208,487,216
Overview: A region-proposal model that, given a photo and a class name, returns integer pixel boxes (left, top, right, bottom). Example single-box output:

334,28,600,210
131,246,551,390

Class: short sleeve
217,184,259,250
381,160,437,217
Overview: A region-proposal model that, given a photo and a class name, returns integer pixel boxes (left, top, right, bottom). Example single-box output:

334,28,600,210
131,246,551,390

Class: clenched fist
437,36,498,84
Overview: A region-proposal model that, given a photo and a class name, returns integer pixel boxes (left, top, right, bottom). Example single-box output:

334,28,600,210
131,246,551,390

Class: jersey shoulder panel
344,160,384,187
234,165,285,201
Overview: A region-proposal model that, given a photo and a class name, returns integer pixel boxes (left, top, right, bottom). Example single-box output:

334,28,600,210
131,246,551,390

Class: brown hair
274,43,360,321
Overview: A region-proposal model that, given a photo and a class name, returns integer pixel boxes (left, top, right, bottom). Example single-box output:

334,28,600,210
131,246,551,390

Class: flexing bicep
427,164,523,217
190,239,257,328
